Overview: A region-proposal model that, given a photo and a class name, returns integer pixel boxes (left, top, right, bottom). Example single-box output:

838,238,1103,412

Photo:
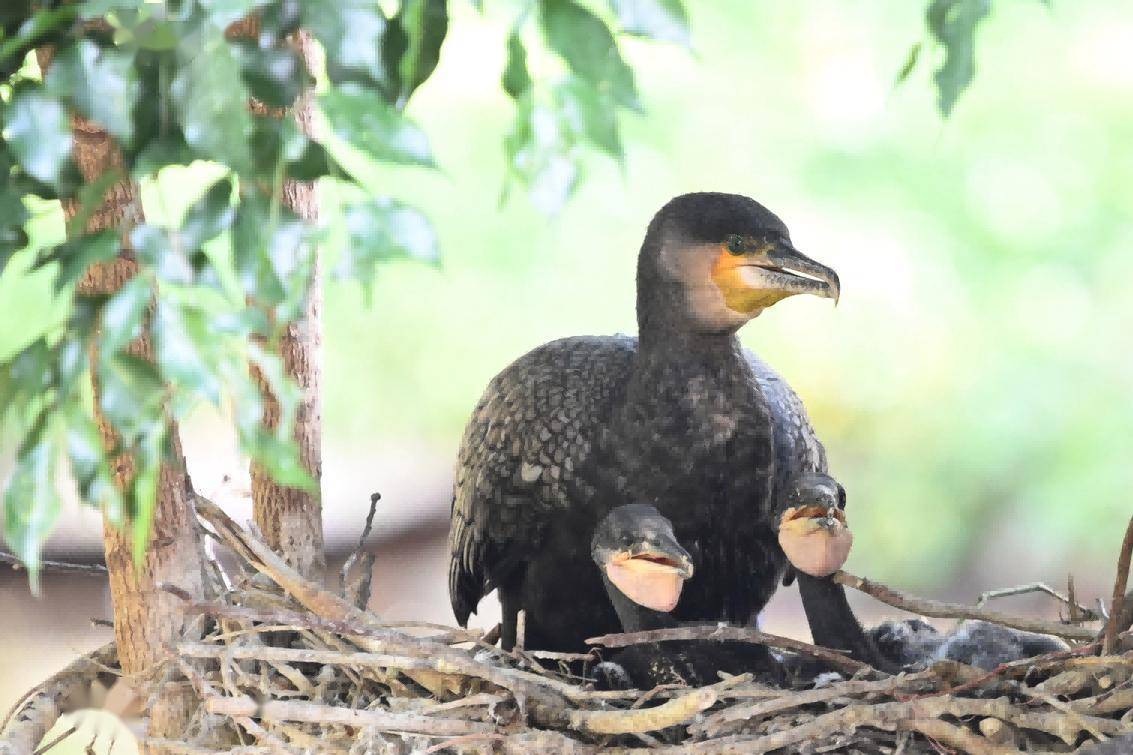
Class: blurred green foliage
2,0,1131,592
0,0,692,580
318,0,1132,588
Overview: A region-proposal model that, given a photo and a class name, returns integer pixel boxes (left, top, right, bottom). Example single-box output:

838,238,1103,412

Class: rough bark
35,48,209,744
227,20,325,578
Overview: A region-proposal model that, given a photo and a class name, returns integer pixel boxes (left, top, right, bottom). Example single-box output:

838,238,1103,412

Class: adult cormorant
449,192,876,662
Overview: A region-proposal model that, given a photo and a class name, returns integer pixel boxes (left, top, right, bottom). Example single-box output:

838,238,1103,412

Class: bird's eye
726,235,745,255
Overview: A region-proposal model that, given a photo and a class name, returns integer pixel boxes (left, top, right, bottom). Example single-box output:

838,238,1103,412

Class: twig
195,500,584,711
1069,574,1082,624
914,642,1102,699
481,624,501,646
142,740,274,755
339,491,380,608
976,581,1099,620
586,625,871,675
566,688,716,735
1103,515,1133,654
31,725,77,755
695,695,1110,754
691,671,937,737
0,551,107,577
0,642,119,755
833,571,1097,642
205,695,499,736
898,719,1013,755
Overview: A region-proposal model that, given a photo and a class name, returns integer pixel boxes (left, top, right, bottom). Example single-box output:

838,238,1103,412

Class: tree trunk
228,21,325,578
38,51,209,740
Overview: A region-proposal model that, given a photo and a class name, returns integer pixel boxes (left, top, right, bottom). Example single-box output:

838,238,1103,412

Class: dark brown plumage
448,193,873,661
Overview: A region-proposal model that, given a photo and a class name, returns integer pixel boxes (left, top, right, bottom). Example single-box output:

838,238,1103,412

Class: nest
6,500,1133,755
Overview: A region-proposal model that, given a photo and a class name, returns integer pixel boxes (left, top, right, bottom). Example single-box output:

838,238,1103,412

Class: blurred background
2,0,1132,732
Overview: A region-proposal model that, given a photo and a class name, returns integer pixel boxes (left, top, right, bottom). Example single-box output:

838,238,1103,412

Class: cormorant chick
775,473,895,672
869,619,1069,671
777,472,851,579
589,504,782,689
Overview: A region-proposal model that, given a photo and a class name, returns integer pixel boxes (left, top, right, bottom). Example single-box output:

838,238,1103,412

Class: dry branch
586,625,870,675
834,571,1097,642
205,695,499,736
0,552,108,577
1103,515,1133,653
10,499,1120,754
0,643,119,755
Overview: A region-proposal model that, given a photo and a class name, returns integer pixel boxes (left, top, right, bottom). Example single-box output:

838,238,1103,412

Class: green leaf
338,197,439,302
55,335,89,397
0,186,29,268
243,343,315,491
2,434,60,590
260,0,302,45
502,32,532,99
179,176,235,252
154,300,221,404
128,426,163,564
43,231,121,291
100,275,152,357
0,339,52,422
249,118,335,180
540,0,639,110
247,432,316,491
503,95,580,215
0,7,79,78
302,0,388,87
171,25,254,172
926,0,990,116
2,86,73,188
131,224,192,284
198,0,274,28
608,0,690,47
232,196,284,306
46,39,139,143
66,412,122,521
383,0,449,105
233,42,304,109
895,42,922,86
79,0,140,19
231,195,313,319
555,77,622,160
97,353,165,444
319,84,435,168
133,19,180,52
132,135,196,178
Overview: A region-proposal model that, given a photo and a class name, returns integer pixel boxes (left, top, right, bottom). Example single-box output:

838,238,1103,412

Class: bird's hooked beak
604,533,694,613
711,238,841,316
761,241,841,305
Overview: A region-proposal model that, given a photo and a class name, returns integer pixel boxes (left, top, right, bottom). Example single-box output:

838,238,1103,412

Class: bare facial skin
604,552,689,612
778,505,853,578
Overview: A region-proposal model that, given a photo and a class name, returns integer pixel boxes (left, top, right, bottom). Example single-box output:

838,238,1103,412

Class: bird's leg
796,572,894,672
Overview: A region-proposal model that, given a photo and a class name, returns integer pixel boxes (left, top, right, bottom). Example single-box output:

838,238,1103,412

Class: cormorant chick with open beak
774,473,895,673
589,504,784,689
591,503,695,626
778,473,851,580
